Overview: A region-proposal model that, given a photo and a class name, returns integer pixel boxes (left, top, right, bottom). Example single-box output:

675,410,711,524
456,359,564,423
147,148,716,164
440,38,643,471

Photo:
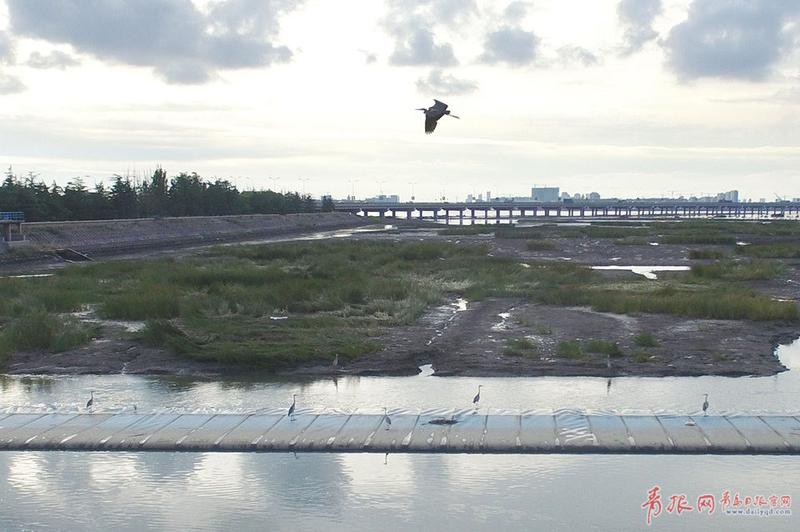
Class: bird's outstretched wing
432,99,448,112
425,115,437,134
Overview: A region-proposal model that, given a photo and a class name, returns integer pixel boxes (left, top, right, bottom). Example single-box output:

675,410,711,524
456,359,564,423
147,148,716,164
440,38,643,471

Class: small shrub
688,249,726,260
632,350,652,363
504,337,539,358
634,332,659,347
585,339,623,357
526,240,557,251
556,340,584,359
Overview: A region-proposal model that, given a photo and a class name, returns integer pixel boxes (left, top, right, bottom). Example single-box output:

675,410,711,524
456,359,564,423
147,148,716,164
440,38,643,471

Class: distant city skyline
1,1,799,202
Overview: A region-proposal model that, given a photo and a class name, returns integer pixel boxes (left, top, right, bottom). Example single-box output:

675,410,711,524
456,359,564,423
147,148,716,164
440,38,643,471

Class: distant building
486,191,491,201
366,194,400,203
531,187,559,202
717,190,739,202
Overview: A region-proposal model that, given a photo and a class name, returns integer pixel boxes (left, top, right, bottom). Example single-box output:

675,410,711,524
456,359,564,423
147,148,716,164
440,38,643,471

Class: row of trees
0,168,334,222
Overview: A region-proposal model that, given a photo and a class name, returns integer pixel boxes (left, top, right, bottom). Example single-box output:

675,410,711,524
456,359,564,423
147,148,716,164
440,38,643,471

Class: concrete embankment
1,412,799,454
1,212,361,262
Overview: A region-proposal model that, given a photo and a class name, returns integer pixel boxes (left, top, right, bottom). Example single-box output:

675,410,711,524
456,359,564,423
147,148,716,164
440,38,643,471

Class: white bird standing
472,385,482,406
702,393,709,416
383,407,392,431
417,99,460,134
86,391,94,409
288,394,297,421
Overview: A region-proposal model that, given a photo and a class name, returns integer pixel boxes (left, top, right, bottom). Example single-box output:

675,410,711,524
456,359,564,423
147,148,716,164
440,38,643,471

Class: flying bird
417,99,460,134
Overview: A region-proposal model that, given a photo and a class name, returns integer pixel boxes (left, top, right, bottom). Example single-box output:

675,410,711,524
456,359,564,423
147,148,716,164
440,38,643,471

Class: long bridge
2,412,800,454
334,200,800,222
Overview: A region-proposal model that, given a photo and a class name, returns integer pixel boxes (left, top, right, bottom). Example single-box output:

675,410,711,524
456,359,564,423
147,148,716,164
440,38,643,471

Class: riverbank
0,212,363,271
2,221,799,378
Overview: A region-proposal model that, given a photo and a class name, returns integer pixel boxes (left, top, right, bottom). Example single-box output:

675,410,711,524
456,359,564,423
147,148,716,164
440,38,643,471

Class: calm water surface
0,452,796,531
1,332,798,530
1,339,799,416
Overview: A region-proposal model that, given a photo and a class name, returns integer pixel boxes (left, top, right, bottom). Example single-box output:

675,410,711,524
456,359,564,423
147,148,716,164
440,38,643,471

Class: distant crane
702,393,709,416
288,394,297,421
86,391,94,409
417,99,460,134
472,385,482,406
383,407,392,431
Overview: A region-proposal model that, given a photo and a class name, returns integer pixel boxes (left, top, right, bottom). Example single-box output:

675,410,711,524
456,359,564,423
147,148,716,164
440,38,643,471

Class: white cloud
416,69,478,95
480,26,539,66
617,0,661,55
664,0,800,81
5,0,302,84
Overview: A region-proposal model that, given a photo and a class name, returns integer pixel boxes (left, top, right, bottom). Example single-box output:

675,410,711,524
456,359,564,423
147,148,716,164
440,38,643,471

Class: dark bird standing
472,385,482,406
86,391,94,409
417,99,460,134
383,407,392,431
702,393,709,416
288,394,297,421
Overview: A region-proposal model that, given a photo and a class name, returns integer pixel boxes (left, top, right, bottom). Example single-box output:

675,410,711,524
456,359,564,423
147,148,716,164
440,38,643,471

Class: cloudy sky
1,0,799,201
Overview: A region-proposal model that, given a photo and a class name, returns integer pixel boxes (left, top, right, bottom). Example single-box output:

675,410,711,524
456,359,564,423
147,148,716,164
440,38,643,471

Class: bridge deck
1,413,799,453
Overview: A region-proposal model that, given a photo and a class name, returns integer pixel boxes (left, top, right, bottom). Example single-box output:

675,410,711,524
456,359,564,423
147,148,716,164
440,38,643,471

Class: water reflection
1,339,799,416
0,452,797,531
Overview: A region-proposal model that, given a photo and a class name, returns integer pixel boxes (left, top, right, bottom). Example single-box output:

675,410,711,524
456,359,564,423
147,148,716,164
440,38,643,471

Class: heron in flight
417,99,460,134
702,394,709,416
288,394,297,421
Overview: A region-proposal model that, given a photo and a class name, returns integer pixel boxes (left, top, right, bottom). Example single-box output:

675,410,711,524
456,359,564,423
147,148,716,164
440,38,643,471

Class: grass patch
526,240,557,251
504,337,540,358
634,332,659,347
736,244,800,258
615,237,650,246
100,285,182,320
556,340,584,359
660,234,737,245
690,260,783,280
585,339,623,357
688,249,727,259
0,311,97,356
632,350,652,363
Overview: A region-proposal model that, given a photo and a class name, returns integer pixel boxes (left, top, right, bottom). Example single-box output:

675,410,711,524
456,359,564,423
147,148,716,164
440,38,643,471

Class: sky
0,0,799,202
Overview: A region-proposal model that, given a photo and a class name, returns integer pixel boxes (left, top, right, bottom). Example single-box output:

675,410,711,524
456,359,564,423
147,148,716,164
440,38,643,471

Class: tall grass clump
504,337,539,358
556,340,584,359
100,285,182,320
690,260,783,280
1,311,96,354
688,249,727,260
634,332,659,347
585,339,623,357
736,244,800,258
